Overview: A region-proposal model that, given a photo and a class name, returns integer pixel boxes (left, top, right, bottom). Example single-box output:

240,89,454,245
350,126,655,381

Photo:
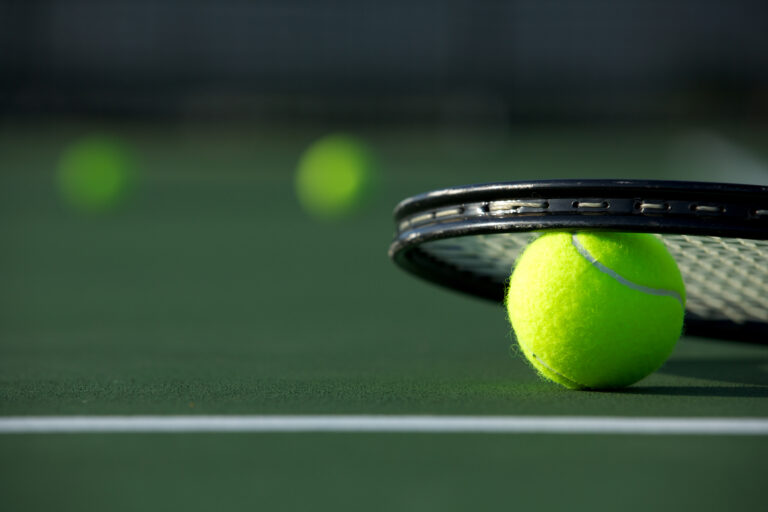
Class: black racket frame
390,180,768,342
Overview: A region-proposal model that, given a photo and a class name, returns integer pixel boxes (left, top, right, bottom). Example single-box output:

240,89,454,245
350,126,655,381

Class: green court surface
1,121,767,511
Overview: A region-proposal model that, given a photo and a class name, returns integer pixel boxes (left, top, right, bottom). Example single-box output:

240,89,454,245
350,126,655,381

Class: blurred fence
2,0,767,121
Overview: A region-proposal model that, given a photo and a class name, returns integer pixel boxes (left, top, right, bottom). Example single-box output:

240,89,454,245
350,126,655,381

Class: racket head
389,180,768,342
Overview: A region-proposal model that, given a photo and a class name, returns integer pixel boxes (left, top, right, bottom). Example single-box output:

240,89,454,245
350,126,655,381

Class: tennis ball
57,135,135,213
506,232,686,390
294,134,376,219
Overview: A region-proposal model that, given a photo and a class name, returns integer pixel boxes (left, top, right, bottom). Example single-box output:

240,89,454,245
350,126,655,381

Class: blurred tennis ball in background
294,134,377,219
507,232,685,390
57,135,135,213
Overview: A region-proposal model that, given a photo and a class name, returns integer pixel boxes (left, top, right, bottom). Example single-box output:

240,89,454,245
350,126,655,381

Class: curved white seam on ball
531,352,587,389
571,234,684,308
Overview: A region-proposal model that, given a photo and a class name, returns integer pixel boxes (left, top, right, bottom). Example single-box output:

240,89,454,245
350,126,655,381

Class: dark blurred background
3,0,768,123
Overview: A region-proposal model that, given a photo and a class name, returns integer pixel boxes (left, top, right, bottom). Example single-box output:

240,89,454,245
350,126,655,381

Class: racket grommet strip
691,203,724,214
636,201,670,213
572,200,609,210
488,200,549,215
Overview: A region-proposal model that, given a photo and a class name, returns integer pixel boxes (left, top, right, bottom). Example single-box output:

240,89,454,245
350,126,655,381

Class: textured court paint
507,232,686,389
1,416,768,435
2,126,768,512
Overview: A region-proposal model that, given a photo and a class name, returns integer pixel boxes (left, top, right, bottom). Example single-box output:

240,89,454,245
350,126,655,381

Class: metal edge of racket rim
393,179,768,221
389,179,768,343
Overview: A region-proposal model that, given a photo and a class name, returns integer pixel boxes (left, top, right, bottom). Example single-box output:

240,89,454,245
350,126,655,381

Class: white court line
1,416,767,435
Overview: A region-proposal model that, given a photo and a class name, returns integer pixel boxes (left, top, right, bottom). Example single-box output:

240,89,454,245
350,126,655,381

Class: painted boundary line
1,416,767,435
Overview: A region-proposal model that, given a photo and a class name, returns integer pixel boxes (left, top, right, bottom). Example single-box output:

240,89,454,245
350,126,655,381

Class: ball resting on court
506,232,686,390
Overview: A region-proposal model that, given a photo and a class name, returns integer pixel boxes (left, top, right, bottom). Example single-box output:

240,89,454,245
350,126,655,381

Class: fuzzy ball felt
506,232,686,390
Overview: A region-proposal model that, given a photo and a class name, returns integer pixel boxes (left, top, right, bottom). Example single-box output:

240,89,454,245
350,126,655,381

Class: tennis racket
389,180,768,343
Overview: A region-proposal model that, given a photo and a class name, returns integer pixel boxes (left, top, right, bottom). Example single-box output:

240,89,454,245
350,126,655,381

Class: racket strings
420,233,768,326
663,235,768,323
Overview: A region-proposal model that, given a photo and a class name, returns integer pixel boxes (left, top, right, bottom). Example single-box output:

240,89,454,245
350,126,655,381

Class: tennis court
1,121,767,511
3,2,768,510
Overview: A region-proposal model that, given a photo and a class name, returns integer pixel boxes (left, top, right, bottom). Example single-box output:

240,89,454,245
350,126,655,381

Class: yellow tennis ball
506,232,686,390
294,134,376,219
57,135,135,213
